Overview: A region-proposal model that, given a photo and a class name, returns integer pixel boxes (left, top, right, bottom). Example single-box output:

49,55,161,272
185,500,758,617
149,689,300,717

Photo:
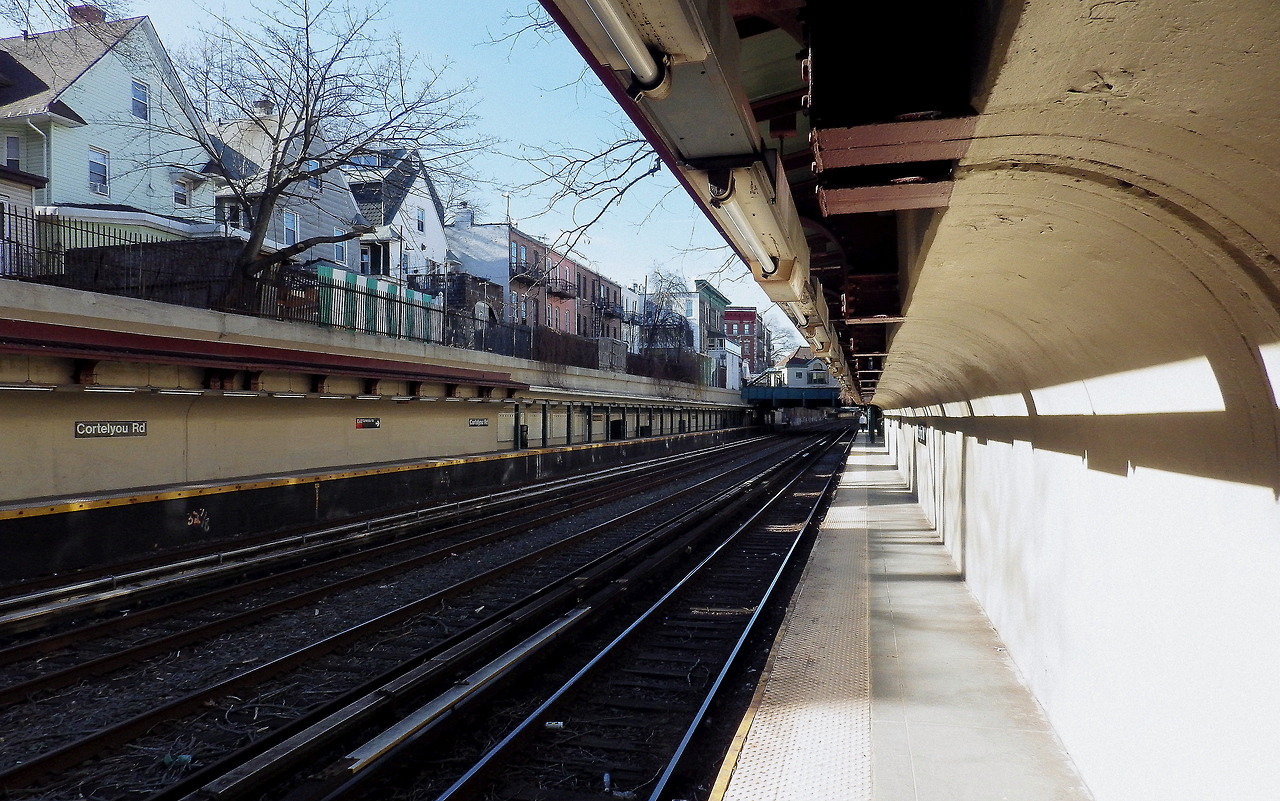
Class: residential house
207,108,365,274
541,247,580,335
343,149,447,282
620,283,644,353
0,9,217,238
777,346,832,388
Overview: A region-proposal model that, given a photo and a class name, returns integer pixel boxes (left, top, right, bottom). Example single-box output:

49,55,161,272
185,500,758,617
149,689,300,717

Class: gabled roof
344,149,444,228
0,17,145,122
781,346,816,367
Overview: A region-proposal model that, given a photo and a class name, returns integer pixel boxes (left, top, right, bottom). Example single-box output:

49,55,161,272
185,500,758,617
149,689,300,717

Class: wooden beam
819,182,953,215
812,116,979,170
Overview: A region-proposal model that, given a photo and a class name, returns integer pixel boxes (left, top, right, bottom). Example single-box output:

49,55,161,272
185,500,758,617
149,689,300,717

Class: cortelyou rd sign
468,418,489,427
76,421,147,438
355,418,381,429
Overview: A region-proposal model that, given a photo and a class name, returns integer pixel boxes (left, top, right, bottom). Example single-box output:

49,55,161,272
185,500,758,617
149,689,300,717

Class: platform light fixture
156,388,203,396
582,0,661,88
709,168,782,277
83,385,139,393
222,391,262,397
355,395,382,400
272,392,306,398
0,382,55,391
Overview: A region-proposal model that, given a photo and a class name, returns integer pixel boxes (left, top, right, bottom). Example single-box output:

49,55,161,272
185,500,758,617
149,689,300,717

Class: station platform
714,440,1094,801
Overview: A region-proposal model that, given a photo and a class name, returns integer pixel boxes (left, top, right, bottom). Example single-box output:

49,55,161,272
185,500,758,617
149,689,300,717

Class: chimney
68,5,107,25
251,98,275,116
454,201,473,227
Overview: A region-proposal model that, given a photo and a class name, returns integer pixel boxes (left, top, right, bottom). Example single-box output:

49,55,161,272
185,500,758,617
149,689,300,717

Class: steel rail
332,433,847,801
0,436,769,623
146,435,836,801
0,437,793,705
0,437,769,643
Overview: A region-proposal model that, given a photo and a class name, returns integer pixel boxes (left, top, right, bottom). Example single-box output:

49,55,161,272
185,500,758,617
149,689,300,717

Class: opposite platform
715,440,1093,801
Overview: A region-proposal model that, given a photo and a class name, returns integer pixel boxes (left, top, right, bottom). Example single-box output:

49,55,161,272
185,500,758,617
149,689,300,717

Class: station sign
355,418,381,429
468,418,489,427
75,421,147,438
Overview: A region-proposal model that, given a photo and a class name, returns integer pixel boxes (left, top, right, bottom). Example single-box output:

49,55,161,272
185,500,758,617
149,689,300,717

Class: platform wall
885,412,1280,801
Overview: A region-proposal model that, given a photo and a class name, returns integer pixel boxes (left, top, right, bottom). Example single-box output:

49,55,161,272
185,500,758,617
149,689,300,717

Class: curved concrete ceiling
544,0,1280,439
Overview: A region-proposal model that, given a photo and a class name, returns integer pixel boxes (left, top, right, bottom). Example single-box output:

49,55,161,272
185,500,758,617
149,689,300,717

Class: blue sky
18,0,794,324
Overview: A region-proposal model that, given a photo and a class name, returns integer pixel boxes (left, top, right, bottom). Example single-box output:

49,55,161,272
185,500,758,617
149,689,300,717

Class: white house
344,149,447,282
0,8,217,237
777,346,831,388
442,205,512,296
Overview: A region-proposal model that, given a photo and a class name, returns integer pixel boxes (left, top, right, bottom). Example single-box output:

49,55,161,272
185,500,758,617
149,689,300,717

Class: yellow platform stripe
0,431,721,521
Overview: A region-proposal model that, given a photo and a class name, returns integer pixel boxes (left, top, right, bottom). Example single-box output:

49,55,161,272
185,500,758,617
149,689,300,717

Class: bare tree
174,0,486,278
637,269,694,351
761,313,798,366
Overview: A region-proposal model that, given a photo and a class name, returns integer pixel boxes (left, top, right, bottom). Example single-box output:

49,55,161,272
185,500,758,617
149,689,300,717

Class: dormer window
130,80,149,120
172,178,189,206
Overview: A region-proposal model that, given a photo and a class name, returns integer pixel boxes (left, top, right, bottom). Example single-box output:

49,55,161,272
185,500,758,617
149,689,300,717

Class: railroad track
0,430,845,800
0,436,772,639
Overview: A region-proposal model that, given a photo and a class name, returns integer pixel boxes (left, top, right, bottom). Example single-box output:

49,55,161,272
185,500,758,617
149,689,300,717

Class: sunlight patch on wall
969,392,1028,417
1033,356,1224,415
1031,381,1094,415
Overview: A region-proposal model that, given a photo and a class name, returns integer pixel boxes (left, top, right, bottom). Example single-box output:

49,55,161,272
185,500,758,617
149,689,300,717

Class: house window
172,179,189,206
88,147,109,194
304,159,321,190
283,211,299,246
416,207,425,232
5,136,18,170
131,80,149,120
400,252,409,271
334,229,346,262
226,204,243,229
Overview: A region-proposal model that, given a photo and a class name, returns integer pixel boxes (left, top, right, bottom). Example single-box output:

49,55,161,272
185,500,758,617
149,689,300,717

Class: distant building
777,346,831,388
669,279,730,354
443,205,517,318
725,306,767,376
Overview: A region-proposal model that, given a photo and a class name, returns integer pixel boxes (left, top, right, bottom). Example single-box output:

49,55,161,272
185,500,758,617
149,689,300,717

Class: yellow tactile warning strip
718,451,872,801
